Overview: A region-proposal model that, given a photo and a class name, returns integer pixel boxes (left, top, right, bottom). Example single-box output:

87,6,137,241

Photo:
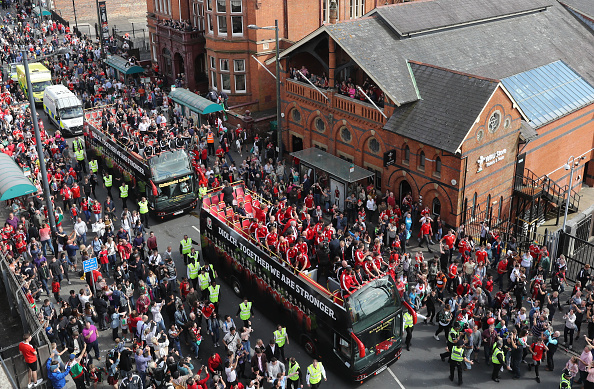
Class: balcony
286,78,386,124
156,23,204,45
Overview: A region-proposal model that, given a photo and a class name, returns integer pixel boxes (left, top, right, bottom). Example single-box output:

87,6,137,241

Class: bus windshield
346,276,400,331
31,80,51,92
156,175,193,201
60,106,83,120
149,150,193,182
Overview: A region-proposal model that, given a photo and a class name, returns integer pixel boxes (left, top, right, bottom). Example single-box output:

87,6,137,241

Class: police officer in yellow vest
138,196,150,228
119,182,129,209
103,173,113,198
187,258,200,290
208,280,220,312
440,321,460,361
236,297,254,328
179,234,198,265
403,311,414,351
274,324,289,361
89,159,98,175
73,137,87,174
306,359,326,389
560,369,572,388
198,185,208,200
491,339,509,382
286,357,303,389
197,268,211,299
449,339,472,385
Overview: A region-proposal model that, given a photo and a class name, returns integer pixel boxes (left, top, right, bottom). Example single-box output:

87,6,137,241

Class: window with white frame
230,0,241,12
349,0,364,18
207,14,213,33
211,71,217,89
218,15,227,34
231,15,242,35
193,2,204,30
210,56,216,69
216,0,226,12
322,0,339,22
154,0,159,13
220,59,229,71
206,0,212,10
234,59,246,93
220,58,231,92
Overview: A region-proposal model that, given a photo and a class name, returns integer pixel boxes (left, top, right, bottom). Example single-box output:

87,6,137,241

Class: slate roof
383,62,499,154
371,0,553,36
322,0,594,105
559,0,594,20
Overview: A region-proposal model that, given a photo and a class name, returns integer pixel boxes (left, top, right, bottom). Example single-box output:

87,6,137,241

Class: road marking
388,367,406,389
192,226,200,233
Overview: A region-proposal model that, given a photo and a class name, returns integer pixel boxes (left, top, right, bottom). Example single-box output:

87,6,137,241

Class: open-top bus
200,182,413,381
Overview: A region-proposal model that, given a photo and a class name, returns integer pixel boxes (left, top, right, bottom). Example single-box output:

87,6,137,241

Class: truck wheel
231,277,243,297
302,335,317,357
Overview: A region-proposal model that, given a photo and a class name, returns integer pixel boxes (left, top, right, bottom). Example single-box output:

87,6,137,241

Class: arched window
435,156,442,175
432,197,441,216
402,145,410,164
419,151,425,170
472,192,478,218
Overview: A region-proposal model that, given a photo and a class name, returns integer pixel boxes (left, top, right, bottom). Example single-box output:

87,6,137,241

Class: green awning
0,154,37,201
33,6,51,16
104,55,144,75
169,88,224,115
290,148,374,183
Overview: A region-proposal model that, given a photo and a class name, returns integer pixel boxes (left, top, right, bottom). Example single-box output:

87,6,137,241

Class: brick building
274,0,594,232
147,0,383,110
51,0,146,30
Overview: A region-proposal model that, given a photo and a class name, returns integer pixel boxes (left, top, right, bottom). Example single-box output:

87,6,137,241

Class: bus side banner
205,214,341,321
86,123,149,178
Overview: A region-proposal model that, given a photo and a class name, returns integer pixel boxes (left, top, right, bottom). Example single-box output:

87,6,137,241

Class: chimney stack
329,0,338,24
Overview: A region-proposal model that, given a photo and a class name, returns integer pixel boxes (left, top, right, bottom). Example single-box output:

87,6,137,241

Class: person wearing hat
546,330,560,371
46,356,71,389
449,338,473,386
560,369,572,388
68,344,87,389
492,339,511,382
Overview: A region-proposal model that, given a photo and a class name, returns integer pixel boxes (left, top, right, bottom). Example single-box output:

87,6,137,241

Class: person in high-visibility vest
274,324,289,361
187,259,200,290
491,339,509,382
138,196,150,228
74,147,87,173
119,182,129,210
179,234,198,265
89,159,98,174
286,356,303,389
103,173,113,199
403,311,414,351
187,247,199,265
449,340,472,385
206,129,215,155
440,321,460,361
208,281,220,312
236,298,254,328
197,268,211,299
305,359,326,389
198,185,208,200
559,369,572,388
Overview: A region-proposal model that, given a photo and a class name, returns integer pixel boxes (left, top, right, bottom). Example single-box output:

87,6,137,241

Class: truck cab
43,85,84,135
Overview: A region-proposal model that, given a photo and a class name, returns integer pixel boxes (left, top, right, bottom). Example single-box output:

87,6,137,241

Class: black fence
112,27,151,61
49,9,69,27
557,231,594,282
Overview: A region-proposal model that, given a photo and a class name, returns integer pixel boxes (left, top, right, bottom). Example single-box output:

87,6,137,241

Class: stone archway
174,52,185,81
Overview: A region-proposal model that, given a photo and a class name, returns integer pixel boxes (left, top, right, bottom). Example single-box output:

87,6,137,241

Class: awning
33,6,51,16
169,88,224,115
519,120,538,143
290,148,374,183
0,154,37,201
104,55,144,75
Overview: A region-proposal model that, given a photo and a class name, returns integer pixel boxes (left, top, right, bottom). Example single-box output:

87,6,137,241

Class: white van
43,85,84,135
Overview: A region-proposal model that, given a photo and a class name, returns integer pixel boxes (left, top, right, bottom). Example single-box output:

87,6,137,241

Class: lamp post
248,20,282,162
562,156,577,231
21,51,57,235
72,0,78,31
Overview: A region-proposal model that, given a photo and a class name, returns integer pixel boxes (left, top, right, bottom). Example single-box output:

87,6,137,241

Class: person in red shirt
340,267,359,296
441,230,456,262
265,227,278,251
447,260,459,293
528,337,548,383
71,182,82,206
295,252,310,272
19,333,42,387
496,256,508,291
304,192,314,211
60,183,72,211
475,246,489,266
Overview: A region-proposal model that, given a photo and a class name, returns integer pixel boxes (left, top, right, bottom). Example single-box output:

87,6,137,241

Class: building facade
277,0,594,232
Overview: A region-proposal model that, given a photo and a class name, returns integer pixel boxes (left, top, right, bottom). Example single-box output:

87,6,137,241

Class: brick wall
53,0,147,26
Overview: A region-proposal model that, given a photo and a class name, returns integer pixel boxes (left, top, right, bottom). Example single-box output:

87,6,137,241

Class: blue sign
83,257,99,273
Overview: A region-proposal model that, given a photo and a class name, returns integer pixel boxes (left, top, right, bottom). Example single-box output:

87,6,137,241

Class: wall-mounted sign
383,149,396,167
477,149,507,172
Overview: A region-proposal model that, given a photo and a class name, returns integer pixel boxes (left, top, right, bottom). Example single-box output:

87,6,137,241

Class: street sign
384,149,396,167
83,257,99,273
349,163,355,173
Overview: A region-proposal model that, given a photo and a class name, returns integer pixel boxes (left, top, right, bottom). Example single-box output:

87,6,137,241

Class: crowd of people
0,2,591,389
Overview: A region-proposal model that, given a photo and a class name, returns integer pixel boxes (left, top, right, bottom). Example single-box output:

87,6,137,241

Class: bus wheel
302,336,317,357
231,277,243,297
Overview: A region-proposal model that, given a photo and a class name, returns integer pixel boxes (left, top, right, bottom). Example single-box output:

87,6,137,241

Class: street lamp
248,20,282,161
562,156,578,231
